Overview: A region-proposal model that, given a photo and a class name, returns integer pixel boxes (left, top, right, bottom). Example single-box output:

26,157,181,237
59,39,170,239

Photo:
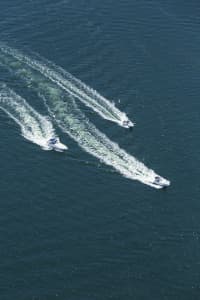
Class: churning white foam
0,84,56,150
0,44,134,128
0,46,170,188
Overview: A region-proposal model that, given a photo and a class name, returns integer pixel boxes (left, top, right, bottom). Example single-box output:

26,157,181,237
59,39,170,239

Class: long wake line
0,44,134,128
0,46,170,188
0,84,58,150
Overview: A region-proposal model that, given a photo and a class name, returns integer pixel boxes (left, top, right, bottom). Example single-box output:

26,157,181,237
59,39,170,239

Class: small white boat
152,176,170,189
119,115,134,129
47,137,68,152
120,119,134,129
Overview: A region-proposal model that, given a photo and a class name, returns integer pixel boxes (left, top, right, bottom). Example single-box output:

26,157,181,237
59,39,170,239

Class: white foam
44,93,165,188
0,44,134,128
0,47,170,188
0,84,56,150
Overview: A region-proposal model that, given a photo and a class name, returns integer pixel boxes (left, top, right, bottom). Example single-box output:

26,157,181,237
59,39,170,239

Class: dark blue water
0,1,200,299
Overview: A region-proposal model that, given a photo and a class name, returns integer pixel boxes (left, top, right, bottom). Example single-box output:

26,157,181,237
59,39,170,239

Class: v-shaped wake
0,45,170,189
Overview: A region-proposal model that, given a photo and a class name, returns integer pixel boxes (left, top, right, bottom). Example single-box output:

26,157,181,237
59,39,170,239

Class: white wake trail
43,91,162,188
0,44,134,128
0,47,170,188
0,84,56,150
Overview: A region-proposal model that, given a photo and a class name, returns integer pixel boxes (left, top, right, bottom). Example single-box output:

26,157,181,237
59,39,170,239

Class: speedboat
152,176,170,189
47,137,68,152
120,119,134,129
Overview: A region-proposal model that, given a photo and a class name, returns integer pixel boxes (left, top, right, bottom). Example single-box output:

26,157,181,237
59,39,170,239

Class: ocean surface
0,0,200,299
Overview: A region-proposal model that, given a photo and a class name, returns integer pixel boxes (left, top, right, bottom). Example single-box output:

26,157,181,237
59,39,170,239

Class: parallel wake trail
0,46,169,188
0,44,134,127
0,84,55,150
